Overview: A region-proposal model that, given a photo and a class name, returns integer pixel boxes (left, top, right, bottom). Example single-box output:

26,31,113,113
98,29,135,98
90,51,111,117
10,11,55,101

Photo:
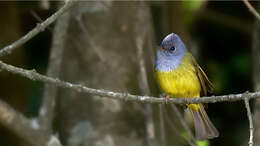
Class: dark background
0,1,257,146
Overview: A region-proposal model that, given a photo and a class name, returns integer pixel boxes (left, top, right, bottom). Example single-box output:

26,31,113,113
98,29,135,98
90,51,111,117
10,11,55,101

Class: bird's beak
160,47,164,50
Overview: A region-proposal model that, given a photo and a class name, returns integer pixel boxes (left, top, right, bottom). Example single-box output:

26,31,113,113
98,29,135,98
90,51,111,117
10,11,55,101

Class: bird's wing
190,56,213,96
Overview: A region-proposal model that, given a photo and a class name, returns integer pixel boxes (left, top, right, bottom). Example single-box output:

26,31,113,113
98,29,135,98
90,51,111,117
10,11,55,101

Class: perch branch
243,0,260,20
0,60,260,104
244,96,254,146
0,0,76,57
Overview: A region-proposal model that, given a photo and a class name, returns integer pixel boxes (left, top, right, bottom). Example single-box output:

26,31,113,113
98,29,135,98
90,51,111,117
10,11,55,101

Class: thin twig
244,96,254,146
76,16,106,62
170,105,198,146
0,60,260,104
0,0,77,57
39,5,71,135
30,11,52,31
164,107,196,146
243,0,260,20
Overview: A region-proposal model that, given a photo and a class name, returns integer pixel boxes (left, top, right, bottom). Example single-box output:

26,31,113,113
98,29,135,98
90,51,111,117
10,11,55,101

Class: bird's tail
188,104,219,140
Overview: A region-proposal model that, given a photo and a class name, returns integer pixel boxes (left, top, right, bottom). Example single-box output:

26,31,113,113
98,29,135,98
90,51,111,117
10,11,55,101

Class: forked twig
0,0,76,57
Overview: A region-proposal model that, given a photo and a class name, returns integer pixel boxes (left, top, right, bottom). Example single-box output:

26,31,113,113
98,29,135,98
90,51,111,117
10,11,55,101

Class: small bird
155,33,219,140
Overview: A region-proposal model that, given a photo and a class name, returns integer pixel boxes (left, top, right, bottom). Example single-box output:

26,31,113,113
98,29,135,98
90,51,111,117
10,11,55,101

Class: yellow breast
155,53,201,98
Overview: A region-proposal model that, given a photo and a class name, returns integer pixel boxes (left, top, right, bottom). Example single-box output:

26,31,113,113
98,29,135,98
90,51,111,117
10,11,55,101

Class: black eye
170,46,175,51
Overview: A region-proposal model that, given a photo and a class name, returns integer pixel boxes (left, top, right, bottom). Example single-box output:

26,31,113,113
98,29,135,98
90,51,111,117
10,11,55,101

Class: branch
76,16,106,62
0,1,77,146
0,60,260,104
243,0,260,20
0,99,44,146
244,96,254,146
39,4,71,135
135,5,156,146
0,0,76,57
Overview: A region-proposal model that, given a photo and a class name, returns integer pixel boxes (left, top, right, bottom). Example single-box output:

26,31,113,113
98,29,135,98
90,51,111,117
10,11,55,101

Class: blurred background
0,1,258,146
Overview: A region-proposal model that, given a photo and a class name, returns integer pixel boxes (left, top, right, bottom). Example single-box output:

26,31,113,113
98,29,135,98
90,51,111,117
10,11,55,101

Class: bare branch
0,60,260,104
0,99,44,146
244,96,254,146
243,0,260,20
39,5,71,135
0,0,76,57
135,4,156,146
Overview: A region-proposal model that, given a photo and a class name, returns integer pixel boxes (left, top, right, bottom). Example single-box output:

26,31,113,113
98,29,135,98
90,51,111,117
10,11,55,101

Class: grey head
155,33,187,72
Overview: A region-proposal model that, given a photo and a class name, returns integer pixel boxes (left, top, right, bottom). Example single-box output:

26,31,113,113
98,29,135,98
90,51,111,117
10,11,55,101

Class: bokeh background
0,1,258,146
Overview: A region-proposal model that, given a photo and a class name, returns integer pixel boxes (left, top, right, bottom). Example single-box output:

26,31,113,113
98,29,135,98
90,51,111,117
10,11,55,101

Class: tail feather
189,104,219,140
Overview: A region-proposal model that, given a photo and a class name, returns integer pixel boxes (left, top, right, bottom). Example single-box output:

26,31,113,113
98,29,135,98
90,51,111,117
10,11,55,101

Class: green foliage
197,140,209,146
181,131,210,146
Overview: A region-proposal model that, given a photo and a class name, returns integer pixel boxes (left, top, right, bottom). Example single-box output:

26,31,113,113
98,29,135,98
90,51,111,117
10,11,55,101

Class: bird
154,33,219,140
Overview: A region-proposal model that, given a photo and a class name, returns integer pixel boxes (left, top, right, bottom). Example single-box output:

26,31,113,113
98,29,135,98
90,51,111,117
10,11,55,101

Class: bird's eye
170,46,175,51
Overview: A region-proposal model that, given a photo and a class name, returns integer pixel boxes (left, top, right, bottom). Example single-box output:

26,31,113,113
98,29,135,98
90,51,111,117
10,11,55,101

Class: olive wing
190,56,213,96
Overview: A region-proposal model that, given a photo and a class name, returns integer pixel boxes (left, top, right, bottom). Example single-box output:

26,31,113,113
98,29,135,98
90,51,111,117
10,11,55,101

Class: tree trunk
56,2,155,146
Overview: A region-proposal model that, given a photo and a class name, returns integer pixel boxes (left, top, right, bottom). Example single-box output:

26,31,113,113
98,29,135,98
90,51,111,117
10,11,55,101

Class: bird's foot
165,95,170,104
185,97,190,104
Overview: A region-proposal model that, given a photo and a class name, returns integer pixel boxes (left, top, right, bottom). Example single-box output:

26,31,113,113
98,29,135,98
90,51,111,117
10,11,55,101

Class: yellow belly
155,53,201,110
